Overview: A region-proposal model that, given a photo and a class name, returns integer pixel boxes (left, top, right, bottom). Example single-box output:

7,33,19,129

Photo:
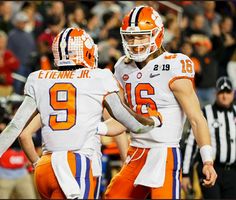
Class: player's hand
182,177,192,193
202,161,217,187
32,157,40,169
147,106,163,127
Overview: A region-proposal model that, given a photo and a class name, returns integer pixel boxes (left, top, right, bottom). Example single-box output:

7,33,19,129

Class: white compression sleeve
0,96,37,157
104,92,155,133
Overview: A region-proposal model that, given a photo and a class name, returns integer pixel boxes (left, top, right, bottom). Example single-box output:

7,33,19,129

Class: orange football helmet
52,27,98,69
120,6,164,62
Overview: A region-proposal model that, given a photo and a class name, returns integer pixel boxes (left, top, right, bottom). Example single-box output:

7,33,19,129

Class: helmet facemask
120,6,164,62
121,27,161,62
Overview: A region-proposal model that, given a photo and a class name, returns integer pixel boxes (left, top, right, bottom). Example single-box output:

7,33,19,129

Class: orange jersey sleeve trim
168,76,194,90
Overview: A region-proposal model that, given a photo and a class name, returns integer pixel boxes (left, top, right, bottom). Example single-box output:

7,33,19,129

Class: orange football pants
105,146,182,199
34,152,96,199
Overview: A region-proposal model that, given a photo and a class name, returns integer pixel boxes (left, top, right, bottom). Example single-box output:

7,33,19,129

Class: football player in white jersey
102,6,217,199
0,27,162,199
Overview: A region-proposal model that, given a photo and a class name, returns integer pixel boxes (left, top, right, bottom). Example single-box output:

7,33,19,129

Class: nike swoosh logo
149,73,160,78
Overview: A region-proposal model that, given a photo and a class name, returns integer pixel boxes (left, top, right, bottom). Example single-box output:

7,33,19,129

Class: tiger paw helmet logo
151,10,162,27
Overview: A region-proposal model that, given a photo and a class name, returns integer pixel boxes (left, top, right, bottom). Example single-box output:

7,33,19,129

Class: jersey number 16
125,83,158,117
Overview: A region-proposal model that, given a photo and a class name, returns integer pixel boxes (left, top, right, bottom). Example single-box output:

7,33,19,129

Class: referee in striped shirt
182,76,236,199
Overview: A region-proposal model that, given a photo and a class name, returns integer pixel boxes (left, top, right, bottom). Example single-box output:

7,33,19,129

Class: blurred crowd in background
0,1,235,199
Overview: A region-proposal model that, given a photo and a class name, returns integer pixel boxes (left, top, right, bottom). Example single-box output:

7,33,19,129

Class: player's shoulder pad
91,68,114,79
175,53,191,61
94,68,119,92
114,55,126,69
26,70,41,82
24,70,42,97
163,52,191,62
164,52,194,71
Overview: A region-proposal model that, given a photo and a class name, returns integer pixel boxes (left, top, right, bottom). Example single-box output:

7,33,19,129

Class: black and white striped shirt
183,103,236,176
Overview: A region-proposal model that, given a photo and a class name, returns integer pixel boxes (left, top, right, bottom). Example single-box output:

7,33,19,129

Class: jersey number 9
49,83,76,131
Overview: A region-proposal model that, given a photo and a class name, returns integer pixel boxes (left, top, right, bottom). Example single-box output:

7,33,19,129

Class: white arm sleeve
104,92,156,133
0,96,38,157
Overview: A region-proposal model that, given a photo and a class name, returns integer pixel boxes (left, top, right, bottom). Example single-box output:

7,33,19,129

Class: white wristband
150,116,161,127
96,122,108,136
200,145,213,163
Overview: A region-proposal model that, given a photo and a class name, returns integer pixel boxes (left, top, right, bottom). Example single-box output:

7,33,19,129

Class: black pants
197,163,236,199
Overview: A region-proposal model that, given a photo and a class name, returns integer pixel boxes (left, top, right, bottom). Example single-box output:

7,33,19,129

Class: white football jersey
24,68,119,153
114,52,195,148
